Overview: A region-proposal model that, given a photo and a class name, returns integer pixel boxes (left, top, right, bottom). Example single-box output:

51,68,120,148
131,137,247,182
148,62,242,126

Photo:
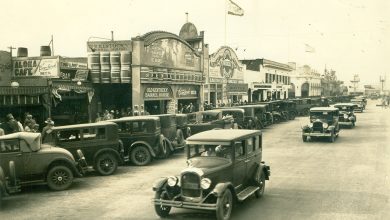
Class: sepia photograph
0,0,389,219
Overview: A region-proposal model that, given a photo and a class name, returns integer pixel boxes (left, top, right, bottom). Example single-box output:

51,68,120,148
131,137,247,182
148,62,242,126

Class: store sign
13,57,59,77
254,84,271,89
226,83,248,93
209,77,223,83
209,47,243,80
144,85,173,100
87,40,132,52
177,86,197,98
60,61,87,69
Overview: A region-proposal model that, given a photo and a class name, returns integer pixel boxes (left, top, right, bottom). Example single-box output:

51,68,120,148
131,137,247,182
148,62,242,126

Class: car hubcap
100,158,114,172
136,149,147,162
52,170,69,185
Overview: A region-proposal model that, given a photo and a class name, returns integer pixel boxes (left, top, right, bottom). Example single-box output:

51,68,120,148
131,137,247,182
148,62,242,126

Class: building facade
204,46,247,106
241,59,292,102
289,64,322,98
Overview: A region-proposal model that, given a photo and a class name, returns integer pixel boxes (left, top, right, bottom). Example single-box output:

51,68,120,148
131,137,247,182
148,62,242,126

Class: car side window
0,139,20,153
58,130,80,142
246,138,254,154
234,141,245,158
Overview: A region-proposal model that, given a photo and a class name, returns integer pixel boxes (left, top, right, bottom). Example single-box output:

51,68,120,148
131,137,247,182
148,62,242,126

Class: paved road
1,100,389,220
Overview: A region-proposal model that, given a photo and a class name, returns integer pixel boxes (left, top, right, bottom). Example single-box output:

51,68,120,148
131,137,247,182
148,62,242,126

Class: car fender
46,158,81,177
152,177,168,192
258,162,271,180
130,141,156,157
93,148,122,163
212,182,236,198
327,125,335,132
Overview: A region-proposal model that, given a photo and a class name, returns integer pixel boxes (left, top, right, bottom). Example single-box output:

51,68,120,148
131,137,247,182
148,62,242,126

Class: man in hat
42,118,55,143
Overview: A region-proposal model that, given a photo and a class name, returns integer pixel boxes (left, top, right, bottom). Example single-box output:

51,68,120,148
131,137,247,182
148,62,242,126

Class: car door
0,138,24,180
246,136,262,182
233,140,246,191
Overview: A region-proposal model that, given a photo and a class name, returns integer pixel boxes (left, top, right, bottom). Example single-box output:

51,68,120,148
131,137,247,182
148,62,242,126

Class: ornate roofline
139,31,200,56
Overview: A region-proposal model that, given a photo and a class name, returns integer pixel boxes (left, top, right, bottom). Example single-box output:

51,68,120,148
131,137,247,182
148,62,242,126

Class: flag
227,0,244,16
305,44,315,53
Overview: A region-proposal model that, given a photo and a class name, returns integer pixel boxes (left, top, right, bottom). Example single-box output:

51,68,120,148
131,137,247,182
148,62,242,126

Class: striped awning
0,87,48,95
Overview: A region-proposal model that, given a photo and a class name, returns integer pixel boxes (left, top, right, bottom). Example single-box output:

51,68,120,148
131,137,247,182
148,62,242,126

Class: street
1,100,389,220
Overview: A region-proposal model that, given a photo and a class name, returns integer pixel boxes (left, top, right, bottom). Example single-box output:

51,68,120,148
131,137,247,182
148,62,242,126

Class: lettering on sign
177,87,197,98
144,86,172,99
13,58,58,77
87,41,132,52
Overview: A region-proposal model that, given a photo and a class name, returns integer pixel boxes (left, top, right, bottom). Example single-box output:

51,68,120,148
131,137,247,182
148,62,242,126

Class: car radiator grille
312,122,323,132
181,173,201,197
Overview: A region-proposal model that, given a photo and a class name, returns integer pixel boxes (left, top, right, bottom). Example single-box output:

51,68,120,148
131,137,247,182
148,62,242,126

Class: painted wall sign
209,47,244,80
12,57,59,77
226,83,248,93
144,85,173,100
87,40,132,52
177,86,198,98
60,61,88,69
143,38,201,71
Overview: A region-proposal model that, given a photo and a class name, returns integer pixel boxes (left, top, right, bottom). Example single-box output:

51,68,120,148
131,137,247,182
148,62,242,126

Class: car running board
236,186,260,201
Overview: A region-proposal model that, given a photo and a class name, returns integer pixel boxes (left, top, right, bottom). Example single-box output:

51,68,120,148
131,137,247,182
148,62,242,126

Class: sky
1,0,389,85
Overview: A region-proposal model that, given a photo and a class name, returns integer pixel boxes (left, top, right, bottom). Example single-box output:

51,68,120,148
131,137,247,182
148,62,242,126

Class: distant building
289,64,322,98
241,59,292,102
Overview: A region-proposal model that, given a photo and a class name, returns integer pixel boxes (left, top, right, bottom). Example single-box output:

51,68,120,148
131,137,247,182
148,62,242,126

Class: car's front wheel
47,165,73,191
154,191,171,217
329,132,335,143
95,153,118,176
302,135,308,142
130,145,151,166
216,189,233,220
255,169,266,198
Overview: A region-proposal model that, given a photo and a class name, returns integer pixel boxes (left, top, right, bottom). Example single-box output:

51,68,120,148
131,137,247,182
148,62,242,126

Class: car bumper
303,132,332,137
76,158,88,177
153,199,217,211
339,121,353,126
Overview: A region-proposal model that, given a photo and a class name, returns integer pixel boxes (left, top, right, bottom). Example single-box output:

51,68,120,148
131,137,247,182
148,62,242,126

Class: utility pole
380,75,385,94
350,74,360,94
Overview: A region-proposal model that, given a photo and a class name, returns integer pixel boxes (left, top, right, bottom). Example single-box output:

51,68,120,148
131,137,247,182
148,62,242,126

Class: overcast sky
1,0,389,85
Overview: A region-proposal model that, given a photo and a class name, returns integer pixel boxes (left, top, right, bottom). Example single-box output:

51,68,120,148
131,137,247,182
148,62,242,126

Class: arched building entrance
301,83,309,98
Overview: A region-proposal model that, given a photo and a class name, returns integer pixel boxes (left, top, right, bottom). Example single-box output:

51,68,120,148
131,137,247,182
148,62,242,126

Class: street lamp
10,81,20,88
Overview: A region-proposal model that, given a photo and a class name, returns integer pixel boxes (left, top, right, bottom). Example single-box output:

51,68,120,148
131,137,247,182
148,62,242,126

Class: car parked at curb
155,114,186,152
186,110,234,135
302,107,340,142
0,132,87,193
351,98,365,112
108,116,169,166
217,108,245,129
237,104,273,129
333,103,357,128
175,114,192,139
52,122,124,176
152,129,270,220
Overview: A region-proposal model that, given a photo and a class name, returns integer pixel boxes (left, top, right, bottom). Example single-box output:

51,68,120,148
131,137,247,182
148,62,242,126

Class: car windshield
335,106,353,112
310,111,332,121
188,144,232,160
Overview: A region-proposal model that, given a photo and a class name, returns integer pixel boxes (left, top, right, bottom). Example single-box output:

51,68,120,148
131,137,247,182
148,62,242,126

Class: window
234,141,245,158
58,130,80,142
246,138,254,153
0,139,20,153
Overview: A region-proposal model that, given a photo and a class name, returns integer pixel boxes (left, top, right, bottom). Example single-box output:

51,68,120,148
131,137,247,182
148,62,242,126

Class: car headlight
323,123,329,128
200,178,212,190
308,123,313,128
343,114,348,119
167,176,178,187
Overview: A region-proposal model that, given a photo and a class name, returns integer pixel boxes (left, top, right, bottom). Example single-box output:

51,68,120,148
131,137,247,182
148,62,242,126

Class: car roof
108,116,160,122
0,132,41,147
186,129,262,144
237,104,267,108
53,121,117,130
310,107,339,112
218,108,245,112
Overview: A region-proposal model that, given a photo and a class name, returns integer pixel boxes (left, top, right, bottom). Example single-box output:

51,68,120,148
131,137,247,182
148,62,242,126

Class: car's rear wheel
176,129,185,145
216,189,233,220
47,165,73,191
130,145,151,166
95,153,118,176
255,169,266,198
159,137,171,158
154,191,171,217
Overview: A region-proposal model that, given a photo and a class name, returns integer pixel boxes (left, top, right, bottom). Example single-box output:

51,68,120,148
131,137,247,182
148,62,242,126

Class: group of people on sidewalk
0,113,55,143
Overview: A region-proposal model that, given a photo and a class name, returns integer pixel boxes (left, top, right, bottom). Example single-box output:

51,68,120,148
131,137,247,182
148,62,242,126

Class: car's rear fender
93,148,122,164
130,141,156,157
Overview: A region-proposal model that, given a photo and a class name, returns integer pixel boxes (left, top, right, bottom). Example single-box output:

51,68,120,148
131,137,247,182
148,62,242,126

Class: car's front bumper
339,121,353,126
302,132,332,137
153,198,217,211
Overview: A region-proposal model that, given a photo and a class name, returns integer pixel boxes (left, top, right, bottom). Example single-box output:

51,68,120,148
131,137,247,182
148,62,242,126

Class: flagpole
224,0,227,46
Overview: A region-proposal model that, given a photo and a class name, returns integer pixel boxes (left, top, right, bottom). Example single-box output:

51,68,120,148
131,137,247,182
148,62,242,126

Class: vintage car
280,100,297,120
176,114,192,139
155,114,186,151
237,104,273,129
52,121,124,176
258,101,288,123
0,132,86,191
290,98,313,116
152,129,270,220
302,107,340,142
333,103,357,128
351,98,365,112
108,116,170,166
217,108,245,129
186,110,234,135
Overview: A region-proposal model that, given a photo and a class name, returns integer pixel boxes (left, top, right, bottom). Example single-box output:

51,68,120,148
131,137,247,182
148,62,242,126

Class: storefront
205,46,247,106
131,30,205,114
